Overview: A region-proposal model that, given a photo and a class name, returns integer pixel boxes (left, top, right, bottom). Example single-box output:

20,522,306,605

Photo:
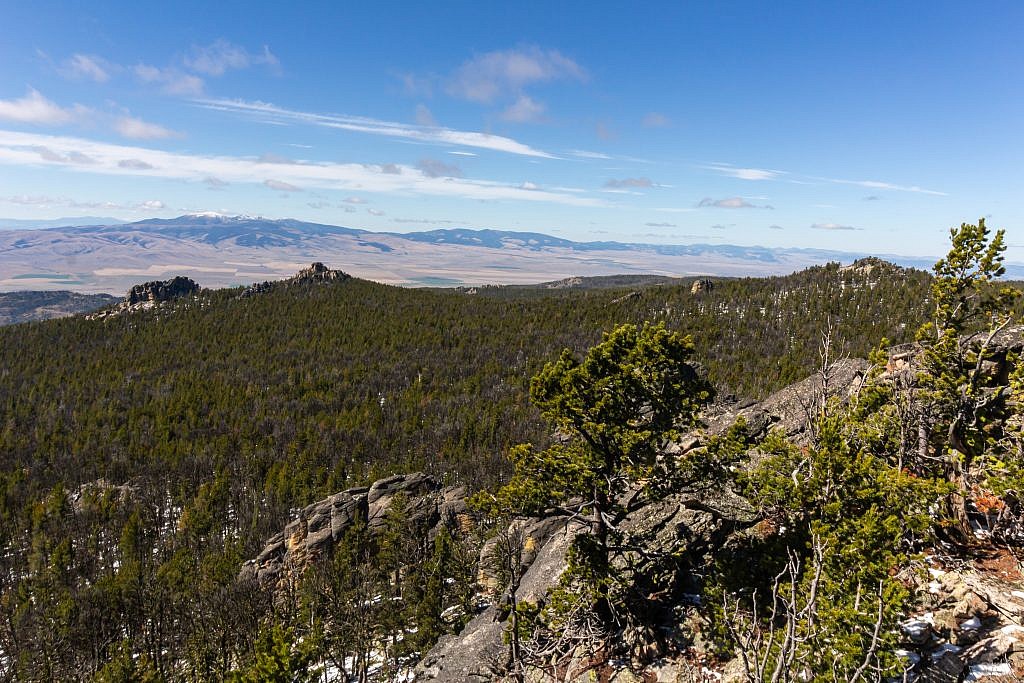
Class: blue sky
0,1,1021,258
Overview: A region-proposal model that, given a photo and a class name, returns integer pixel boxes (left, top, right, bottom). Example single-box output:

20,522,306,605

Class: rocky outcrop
700,357,868,447
292,261,349,284
417,483,759,681
899,557,1024,682
419,515,587,681
88,276,200,319
690,278,714,295
126,276,200,305
239,472,466,590
240,262,350,297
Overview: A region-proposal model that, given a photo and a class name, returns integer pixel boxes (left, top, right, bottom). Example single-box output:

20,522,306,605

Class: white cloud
0,89,84,125
698,196,772,209
705,163,785,181
447,46,586,103
605,177,653,189
134,64,205,96
642,112,670,128
3,194,164,212
367,208,385,216
706,162,944,195
820,176,946,196
118,158,154,170
811,222,858,231
415,104,437,127
264,179,302,192
448,150,477,157
0,129,603,206
27,146,95,164
502,95,546,123
63,54,111,82
115,116,182,140
569,149,612,160
342,196,367,204
184,40,279,76
417,158,462,178
197,98,558,158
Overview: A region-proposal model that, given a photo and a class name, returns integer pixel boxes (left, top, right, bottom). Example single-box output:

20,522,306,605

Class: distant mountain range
0,213,993,294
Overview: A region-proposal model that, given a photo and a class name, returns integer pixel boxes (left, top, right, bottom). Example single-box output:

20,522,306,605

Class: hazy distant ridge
0,214,991,294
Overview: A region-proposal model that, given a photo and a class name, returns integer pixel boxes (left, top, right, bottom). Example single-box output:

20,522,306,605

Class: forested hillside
0,259,990,679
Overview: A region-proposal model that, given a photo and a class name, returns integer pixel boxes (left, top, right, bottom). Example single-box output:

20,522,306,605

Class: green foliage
490,321,713,642
911,219,1022,529
228,624,315,683
718,405,941,680
0,260,994,677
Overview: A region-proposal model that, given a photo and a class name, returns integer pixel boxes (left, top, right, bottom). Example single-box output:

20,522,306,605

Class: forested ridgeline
0,258,980,679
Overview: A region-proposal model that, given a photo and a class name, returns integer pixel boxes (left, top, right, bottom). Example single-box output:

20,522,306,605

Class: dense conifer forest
0,257,1014,680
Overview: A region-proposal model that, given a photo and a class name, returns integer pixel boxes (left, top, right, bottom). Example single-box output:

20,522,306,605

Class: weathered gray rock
239,472,465,590
126,276,199,305
292,261,349,283
240,262,350,297
417,516,587,682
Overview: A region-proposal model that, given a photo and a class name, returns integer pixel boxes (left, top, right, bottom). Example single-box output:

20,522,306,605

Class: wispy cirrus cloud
569,149,612,160
0,129,603,207
818,176,946,196
705,161,945,195
705,163,786,181
196,98,558,158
